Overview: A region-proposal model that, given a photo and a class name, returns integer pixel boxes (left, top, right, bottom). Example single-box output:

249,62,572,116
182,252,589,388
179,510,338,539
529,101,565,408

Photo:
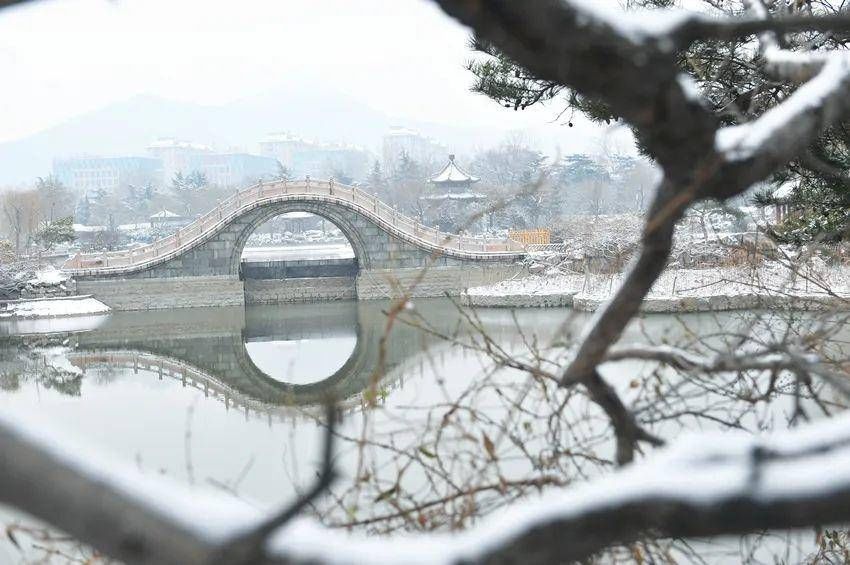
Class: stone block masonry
75,276,245,311
74,265,522,311
244,277,356,304
356,265,523,300
68,190,526,310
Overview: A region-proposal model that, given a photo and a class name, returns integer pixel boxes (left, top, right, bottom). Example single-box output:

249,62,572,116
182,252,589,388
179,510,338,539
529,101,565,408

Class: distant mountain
0,82,563,185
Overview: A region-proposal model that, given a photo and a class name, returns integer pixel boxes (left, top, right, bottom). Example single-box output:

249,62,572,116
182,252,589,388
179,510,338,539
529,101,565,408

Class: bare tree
1,189,41,256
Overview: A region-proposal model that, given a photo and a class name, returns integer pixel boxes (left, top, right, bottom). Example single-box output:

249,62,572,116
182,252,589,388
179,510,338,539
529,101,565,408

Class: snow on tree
3,1,850,564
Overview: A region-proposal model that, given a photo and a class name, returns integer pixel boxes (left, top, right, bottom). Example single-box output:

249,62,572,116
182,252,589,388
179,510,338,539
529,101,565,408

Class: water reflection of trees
314,305,849,562
0,338,82,396
2,303,849,562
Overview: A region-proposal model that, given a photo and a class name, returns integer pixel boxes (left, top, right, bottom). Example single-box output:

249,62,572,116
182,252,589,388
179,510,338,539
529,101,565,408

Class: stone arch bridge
64,179,526,310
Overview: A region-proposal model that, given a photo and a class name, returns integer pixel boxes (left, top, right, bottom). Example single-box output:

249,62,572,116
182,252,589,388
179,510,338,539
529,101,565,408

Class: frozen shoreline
465,264,850,312
0,295,111,320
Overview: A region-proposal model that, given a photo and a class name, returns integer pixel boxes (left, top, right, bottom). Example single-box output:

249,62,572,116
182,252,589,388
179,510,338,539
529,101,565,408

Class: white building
187,153,279,188
259,132,371,180
53,156,162,194
382,126,446,176
258,132,310,169
146,138,213,182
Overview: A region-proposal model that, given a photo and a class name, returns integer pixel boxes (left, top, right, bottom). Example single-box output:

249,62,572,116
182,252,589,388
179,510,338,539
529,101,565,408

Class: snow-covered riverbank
0,295,110,320
466,262,850,312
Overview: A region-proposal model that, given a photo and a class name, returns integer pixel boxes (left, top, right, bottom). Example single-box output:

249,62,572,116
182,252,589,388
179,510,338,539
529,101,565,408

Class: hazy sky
0,0,634,152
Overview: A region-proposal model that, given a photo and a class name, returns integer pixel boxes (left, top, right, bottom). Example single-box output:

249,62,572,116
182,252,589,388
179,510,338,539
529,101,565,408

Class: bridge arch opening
242,302,359,386
238,210,362,303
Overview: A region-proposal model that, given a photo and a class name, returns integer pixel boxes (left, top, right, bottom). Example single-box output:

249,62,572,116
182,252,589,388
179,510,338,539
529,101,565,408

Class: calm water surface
0,299,840,562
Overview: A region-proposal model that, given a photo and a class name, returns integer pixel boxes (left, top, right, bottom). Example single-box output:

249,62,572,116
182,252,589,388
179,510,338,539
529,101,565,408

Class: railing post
329,177,334,195
305,175,311,189
258,180,263,197
283,179,288,194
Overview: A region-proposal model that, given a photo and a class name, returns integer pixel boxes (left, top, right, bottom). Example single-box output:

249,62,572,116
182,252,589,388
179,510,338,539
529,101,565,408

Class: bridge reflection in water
61,300,454,421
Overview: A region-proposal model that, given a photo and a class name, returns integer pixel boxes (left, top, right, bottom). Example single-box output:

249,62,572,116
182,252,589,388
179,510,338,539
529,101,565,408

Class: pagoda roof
428,155,479,184
150,209,181,219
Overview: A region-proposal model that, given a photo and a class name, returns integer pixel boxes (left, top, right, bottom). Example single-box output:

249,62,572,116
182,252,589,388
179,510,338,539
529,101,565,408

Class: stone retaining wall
461,288,850,312
73,266,521,311
75,276,245,311
464,291,576,308
244,277,356,304
574,293,850,312
18,279,77,300
357,265,522,300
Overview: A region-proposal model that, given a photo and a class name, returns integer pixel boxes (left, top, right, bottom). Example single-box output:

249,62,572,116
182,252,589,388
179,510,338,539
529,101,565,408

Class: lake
0,300,844,563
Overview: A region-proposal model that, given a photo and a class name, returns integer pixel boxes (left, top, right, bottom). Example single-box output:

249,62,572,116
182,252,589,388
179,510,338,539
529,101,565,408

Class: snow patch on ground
467,262,850,311
27,266,69,287
0,296,110,319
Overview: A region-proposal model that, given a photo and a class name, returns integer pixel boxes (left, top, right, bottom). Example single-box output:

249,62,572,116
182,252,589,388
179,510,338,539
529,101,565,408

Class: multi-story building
259,132,372,181
146,138,213,183
382,126,446,176
53,156,162,194
187,153,279,187
258,132,310,171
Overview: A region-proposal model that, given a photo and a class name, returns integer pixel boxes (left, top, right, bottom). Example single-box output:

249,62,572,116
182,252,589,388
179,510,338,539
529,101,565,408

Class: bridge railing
64,179,526,271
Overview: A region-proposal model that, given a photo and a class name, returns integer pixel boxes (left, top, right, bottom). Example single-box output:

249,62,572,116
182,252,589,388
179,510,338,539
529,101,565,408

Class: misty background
0,0,636,185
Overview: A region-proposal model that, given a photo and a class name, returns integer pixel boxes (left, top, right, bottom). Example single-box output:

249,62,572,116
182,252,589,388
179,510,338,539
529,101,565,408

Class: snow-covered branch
9,406,850,564
433,0,850,397
716,4,850,164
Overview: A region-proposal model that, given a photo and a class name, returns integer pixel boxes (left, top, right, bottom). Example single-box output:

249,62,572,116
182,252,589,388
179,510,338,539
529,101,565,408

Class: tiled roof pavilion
428,155,480,189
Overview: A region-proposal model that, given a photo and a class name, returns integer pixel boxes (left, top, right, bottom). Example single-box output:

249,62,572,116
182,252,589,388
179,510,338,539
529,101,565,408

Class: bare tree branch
7,409,850,564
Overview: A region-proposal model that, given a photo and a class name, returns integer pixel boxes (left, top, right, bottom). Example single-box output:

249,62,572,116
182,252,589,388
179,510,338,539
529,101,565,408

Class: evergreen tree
275,161,292,181
171,171,187,192
35,216,76,250
35,175,74,221
367,160,385,191
390,151,426,212
75,194,91,225
466,1,850,242
332,170,354,186
172,170,207,192
393,151,422,184
185,171,208,190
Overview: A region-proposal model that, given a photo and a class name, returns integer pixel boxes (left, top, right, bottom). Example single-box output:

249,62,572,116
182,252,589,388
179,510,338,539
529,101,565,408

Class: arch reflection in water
57,300,429,416
243,337,357,385
240,300,361,388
